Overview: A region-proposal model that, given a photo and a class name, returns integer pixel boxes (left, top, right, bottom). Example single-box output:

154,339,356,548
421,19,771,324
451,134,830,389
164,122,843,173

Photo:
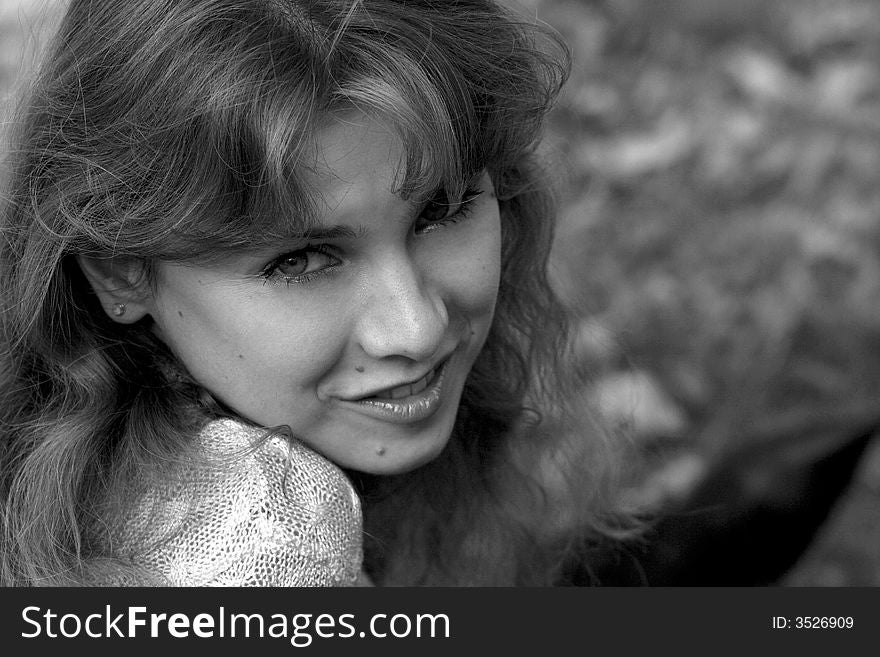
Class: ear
76,255,152,324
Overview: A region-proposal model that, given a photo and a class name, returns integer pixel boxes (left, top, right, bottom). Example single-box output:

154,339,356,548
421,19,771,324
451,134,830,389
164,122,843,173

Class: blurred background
2,0,879,585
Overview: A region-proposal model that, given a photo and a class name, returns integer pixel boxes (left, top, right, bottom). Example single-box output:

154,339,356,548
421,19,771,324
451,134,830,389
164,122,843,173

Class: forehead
310,115,407,216
174,106,474,266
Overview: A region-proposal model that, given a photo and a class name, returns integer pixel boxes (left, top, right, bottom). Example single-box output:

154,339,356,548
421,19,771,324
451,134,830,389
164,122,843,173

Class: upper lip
343,355,451,401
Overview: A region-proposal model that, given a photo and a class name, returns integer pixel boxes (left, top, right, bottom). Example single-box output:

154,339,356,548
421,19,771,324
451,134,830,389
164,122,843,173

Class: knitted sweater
87,418,363,586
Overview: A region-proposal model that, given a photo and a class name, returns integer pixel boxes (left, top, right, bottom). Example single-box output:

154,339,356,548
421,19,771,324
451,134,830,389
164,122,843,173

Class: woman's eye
263,246,340,284
277,253,311,277
421,190,455,223
416,187,483,233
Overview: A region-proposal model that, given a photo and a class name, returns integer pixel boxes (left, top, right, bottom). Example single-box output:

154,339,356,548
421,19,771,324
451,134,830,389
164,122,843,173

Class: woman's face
145,117,502,474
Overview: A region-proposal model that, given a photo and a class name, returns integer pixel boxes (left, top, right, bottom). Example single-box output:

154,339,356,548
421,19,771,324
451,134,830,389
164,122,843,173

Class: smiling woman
0,0,628,586
80,118,502,476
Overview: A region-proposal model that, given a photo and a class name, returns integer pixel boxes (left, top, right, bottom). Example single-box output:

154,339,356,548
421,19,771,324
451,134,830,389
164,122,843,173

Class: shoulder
199,418,361,518
90,418,363,586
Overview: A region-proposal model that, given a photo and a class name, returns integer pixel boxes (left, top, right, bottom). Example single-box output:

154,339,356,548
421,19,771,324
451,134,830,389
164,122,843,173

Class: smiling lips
344,361,448,424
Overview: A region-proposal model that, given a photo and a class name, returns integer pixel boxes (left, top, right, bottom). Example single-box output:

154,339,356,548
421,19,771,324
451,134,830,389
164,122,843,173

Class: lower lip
342,362,448,424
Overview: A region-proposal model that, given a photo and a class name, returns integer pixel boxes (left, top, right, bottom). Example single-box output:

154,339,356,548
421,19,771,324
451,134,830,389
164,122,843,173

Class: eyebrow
287,225,368,241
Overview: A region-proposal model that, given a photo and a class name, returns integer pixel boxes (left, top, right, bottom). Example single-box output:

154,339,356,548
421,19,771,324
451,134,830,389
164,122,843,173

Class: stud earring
111,303,127,317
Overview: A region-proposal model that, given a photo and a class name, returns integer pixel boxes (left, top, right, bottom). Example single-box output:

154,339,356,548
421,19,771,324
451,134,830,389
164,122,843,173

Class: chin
347,430,452,476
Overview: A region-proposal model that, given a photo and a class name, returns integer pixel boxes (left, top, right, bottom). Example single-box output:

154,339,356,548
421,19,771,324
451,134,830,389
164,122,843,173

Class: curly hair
0,0,625,586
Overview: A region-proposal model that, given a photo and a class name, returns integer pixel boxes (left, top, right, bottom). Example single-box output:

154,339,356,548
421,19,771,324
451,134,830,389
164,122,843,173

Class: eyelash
261,244,341,286
260,186,485,286
415,187,483,235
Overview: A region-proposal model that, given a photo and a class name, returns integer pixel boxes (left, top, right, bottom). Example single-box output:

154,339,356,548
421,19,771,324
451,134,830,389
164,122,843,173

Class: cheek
464,258,501,325
232,301,353,385
453,217,502,318
155,289,347,392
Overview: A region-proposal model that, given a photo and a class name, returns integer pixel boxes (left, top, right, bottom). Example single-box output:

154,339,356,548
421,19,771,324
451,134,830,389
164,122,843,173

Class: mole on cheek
177,310,184,318
355,366,365,373
238,354,245,360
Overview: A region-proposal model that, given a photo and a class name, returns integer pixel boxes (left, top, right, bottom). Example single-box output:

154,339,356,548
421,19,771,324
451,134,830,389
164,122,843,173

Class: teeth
411,369,432,395
376,368,434,400
389,384,411,399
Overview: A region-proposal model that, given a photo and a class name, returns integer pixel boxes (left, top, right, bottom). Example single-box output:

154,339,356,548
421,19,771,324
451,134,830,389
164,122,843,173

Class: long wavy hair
0,0,626,586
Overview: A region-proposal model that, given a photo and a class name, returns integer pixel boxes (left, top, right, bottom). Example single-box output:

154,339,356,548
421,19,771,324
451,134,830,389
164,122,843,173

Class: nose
355,257,448,362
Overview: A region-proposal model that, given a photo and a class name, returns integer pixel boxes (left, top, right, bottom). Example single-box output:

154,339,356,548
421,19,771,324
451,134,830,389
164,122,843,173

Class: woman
0,0,625,586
